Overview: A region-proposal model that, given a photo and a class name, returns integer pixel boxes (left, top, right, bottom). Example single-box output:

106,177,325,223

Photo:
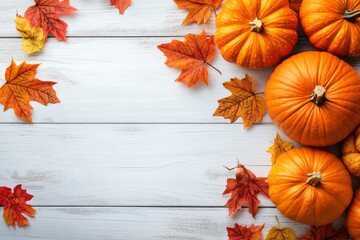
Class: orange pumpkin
265,51,360,146
341,125,360,176
300,0,360,57
268,147,353,226
214,0,298,68
346,188,360,240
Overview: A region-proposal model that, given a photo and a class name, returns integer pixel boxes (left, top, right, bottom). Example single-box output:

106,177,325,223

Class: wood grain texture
0,207,331,239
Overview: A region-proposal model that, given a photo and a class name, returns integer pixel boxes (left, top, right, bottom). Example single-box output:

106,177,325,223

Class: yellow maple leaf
267,133,293,165
213,74,266,128
265,216,296,240
15,15,46,54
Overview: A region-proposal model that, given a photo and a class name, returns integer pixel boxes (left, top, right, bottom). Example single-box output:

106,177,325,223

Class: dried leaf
289,0,302,14
223,164,269,217
158,30,219,87
110,0,131,14
24,0,77,41
15,15,46,54
227,223,264,240
267,133,293,165
265,217,296,240
0,59,60,123
298,224,349,240
0,185,36,227
213,74,266,128
174,0,223,25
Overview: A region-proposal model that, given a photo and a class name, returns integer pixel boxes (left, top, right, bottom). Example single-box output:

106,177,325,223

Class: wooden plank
1,37,356,123
0,207,328,239
0,123,293,206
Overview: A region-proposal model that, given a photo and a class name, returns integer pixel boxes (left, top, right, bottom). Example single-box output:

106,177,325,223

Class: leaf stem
256,92,265,95
206,61,222,75
275,215,281,227
212,5,217,17
0,77,5,82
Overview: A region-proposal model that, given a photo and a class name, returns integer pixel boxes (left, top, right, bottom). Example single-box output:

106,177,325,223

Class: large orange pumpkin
300,0,360,57
214,0,298,68
268,147,353,226
346,188,360,240
265,51,360,146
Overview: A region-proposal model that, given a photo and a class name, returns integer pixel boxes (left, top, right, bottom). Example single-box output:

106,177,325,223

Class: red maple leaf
299,224,349,240
110,0,131,14
24,0,77,41
227,223,264,240
0,185,36,227
223,164,269,217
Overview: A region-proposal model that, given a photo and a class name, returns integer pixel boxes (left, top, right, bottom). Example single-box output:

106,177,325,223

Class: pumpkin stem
249,17,263,33
310,85,326,106
306,171,322,187
344,9,360,22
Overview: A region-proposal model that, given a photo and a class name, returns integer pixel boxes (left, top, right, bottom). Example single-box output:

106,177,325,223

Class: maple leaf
298,224,349,240
227,223,264,240
265,216,296,240
213,75,266,128
174,0,223,25
267,133,293,165
24,0,77,41
0,185,36,227
158,30,220,87
223,164,269,217
0,59,60,123
110,0,131,14
289,0,302,14
15,15,46,54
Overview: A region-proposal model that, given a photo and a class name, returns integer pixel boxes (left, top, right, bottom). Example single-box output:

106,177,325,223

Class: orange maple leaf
24,0,77,41
174,0,223,25
227,223,264,240
110,0,131,14
158,30,220,87
289,0,302,14
213,74,266,128
0,185,36,227
0,59,60,123
267,133,293,165
298,224,349,240
223,164,269,217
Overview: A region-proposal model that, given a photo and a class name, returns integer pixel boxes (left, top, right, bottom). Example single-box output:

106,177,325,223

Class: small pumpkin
342,125,360,176
346,188,360,240
214,0,298,68
300,0,360,57
265,51,360,146
268,147,353,226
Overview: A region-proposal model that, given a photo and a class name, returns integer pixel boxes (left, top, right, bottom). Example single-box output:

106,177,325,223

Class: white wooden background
0,0,358,239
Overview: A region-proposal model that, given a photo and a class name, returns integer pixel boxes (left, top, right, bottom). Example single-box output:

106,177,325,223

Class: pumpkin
342,125,360,176
214,0,298,69
346,188,360,240
268,147,353,226
300,0,360,57
265,51,360,147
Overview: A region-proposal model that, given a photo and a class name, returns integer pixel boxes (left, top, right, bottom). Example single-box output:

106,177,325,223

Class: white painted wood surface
0,0,359,239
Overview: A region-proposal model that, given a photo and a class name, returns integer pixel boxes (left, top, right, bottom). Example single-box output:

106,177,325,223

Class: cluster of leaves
0,185,35,228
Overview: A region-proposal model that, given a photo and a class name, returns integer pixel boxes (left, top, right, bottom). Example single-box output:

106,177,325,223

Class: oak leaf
298,224,349,240
24,0,77,41
0,185,36,227
110,0,131,14
227,223,264,240
158,30,220,87
0,59,60,123
265,216,296,240
174,0,223,25
267,133,293,165
223,164,269,217
15,15,46,54
213,74,266,128
289,0,302,14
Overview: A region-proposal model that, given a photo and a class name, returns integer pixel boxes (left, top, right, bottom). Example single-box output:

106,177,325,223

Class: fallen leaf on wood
298,224,349,240
0,185,36,227
213,74,266,128
227,223,264,240
0,59,60,123
110,0,131,14
267,133,293,165
289,0,302,14
265,216,296,240
158,30,220,87
223,163,269,217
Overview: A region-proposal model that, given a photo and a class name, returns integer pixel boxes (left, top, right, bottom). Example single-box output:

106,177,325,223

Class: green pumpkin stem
310,85,326,106
307,171,322,187
250,17,263,33
344,9,360,21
